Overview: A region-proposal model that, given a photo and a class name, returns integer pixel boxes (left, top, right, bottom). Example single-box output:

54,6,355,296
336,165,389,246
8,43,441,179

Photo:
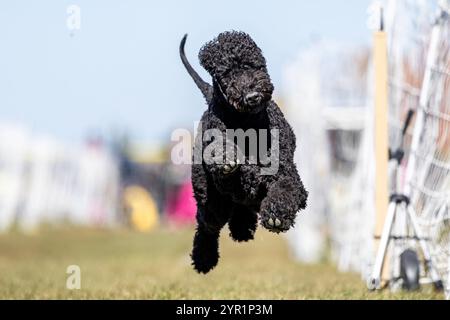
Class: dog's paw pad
275,218,281,227
261,215,293,233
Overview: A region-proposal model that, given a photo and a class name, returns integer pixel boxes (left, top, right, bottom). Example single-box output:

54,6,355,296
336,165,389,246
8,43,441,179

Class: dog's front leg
203,136,244,195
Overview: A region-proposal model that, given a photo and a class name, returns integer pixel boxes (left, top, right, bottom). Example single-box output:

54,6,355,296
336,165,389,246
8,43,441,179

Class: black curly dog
180,31,308,273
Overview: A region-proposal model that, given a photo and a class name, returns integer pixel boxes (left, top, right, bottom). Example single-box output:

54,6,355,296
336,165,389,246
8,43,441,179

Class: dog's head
199,31,274,114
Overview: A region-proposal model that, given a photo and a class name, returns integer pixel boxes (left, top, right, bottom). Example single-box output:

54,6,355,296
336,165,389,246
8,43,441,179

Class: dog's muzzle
244,92,263,107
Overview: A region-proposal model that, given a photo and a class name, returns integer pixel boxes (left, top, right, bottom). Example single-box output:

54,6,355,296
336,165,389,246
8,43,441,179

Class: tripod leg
391,203,408,290
406,205,443,289
368,201,397,290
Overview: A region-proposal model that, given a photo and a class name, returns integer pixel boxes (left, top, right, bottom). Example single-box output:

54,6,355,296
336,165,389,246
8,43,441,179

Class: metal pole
368,201,397,290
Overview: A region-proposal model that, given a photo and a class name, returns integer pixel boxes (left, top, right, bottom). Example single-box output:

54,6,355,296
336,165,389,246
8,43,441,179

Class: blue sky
0,0,371,145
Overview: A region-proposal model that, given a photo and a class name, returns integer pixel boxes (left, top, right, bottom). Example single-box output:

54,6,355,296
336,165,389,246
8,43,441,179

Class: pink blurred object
166,181,196,225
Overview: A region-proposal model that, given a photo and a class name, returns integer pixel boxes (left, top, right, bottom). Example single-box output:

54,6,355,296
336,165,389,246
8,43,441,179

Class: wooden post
373,23,390,285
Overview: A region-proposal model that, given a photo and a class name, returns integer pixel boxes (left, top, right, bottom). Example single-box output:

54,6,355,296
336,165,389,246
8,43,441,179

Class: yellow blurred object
123,185,159,231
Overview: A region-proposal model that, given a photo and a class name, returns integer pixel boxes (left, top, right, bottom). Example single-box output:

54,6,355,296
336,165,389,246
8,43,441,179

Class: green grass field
0,227,442,299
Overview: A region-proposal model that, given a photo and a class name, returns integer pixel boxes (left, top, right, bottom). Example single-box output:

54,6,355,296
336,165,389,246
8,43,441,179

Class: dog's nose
244,92,262,106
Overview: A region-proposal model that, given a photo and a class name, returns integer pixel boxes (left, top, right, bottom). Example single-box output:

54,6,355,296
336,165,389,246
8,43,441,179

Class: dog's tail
180,34,213,104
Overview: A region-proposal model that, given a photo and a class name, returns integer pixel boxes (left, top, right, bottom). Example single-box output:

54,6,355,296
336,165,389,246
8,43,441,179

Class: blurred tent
0,122,120,233
0,122,196,234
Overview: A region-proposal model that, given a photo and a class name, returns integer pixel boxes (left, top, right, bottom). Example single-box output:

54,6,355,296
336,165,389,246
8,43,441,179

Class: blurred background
0,0,370,232
0,0,449,299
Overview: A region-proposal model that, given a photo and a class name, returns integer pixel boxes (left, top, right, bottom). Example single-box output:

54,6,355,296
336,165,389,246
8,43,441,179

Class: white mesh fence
406,2,450,295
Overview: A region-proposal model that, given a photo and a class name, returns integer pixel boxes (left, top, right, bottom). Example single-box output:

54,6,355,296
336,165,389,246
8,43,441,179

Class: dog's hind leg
192,204,230,274
191,216,222,274
191,180,231,274
228,203,258,242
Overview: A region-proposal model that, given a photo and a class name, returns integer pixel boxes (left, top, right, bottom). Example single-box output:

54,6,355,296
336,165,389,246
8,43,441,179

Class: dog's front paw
219,141,242,175
260,204,295,234
221,158,240,175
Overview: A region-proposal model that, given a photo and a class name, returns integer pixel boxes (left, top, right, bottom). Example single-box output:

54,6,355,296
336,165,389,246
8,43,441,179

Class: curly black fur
180,31,308,274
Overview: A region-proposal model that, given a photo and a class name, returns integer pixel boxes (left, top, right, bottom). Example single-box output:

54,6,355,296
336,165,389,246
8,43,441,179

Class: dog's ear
198,41,217,76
